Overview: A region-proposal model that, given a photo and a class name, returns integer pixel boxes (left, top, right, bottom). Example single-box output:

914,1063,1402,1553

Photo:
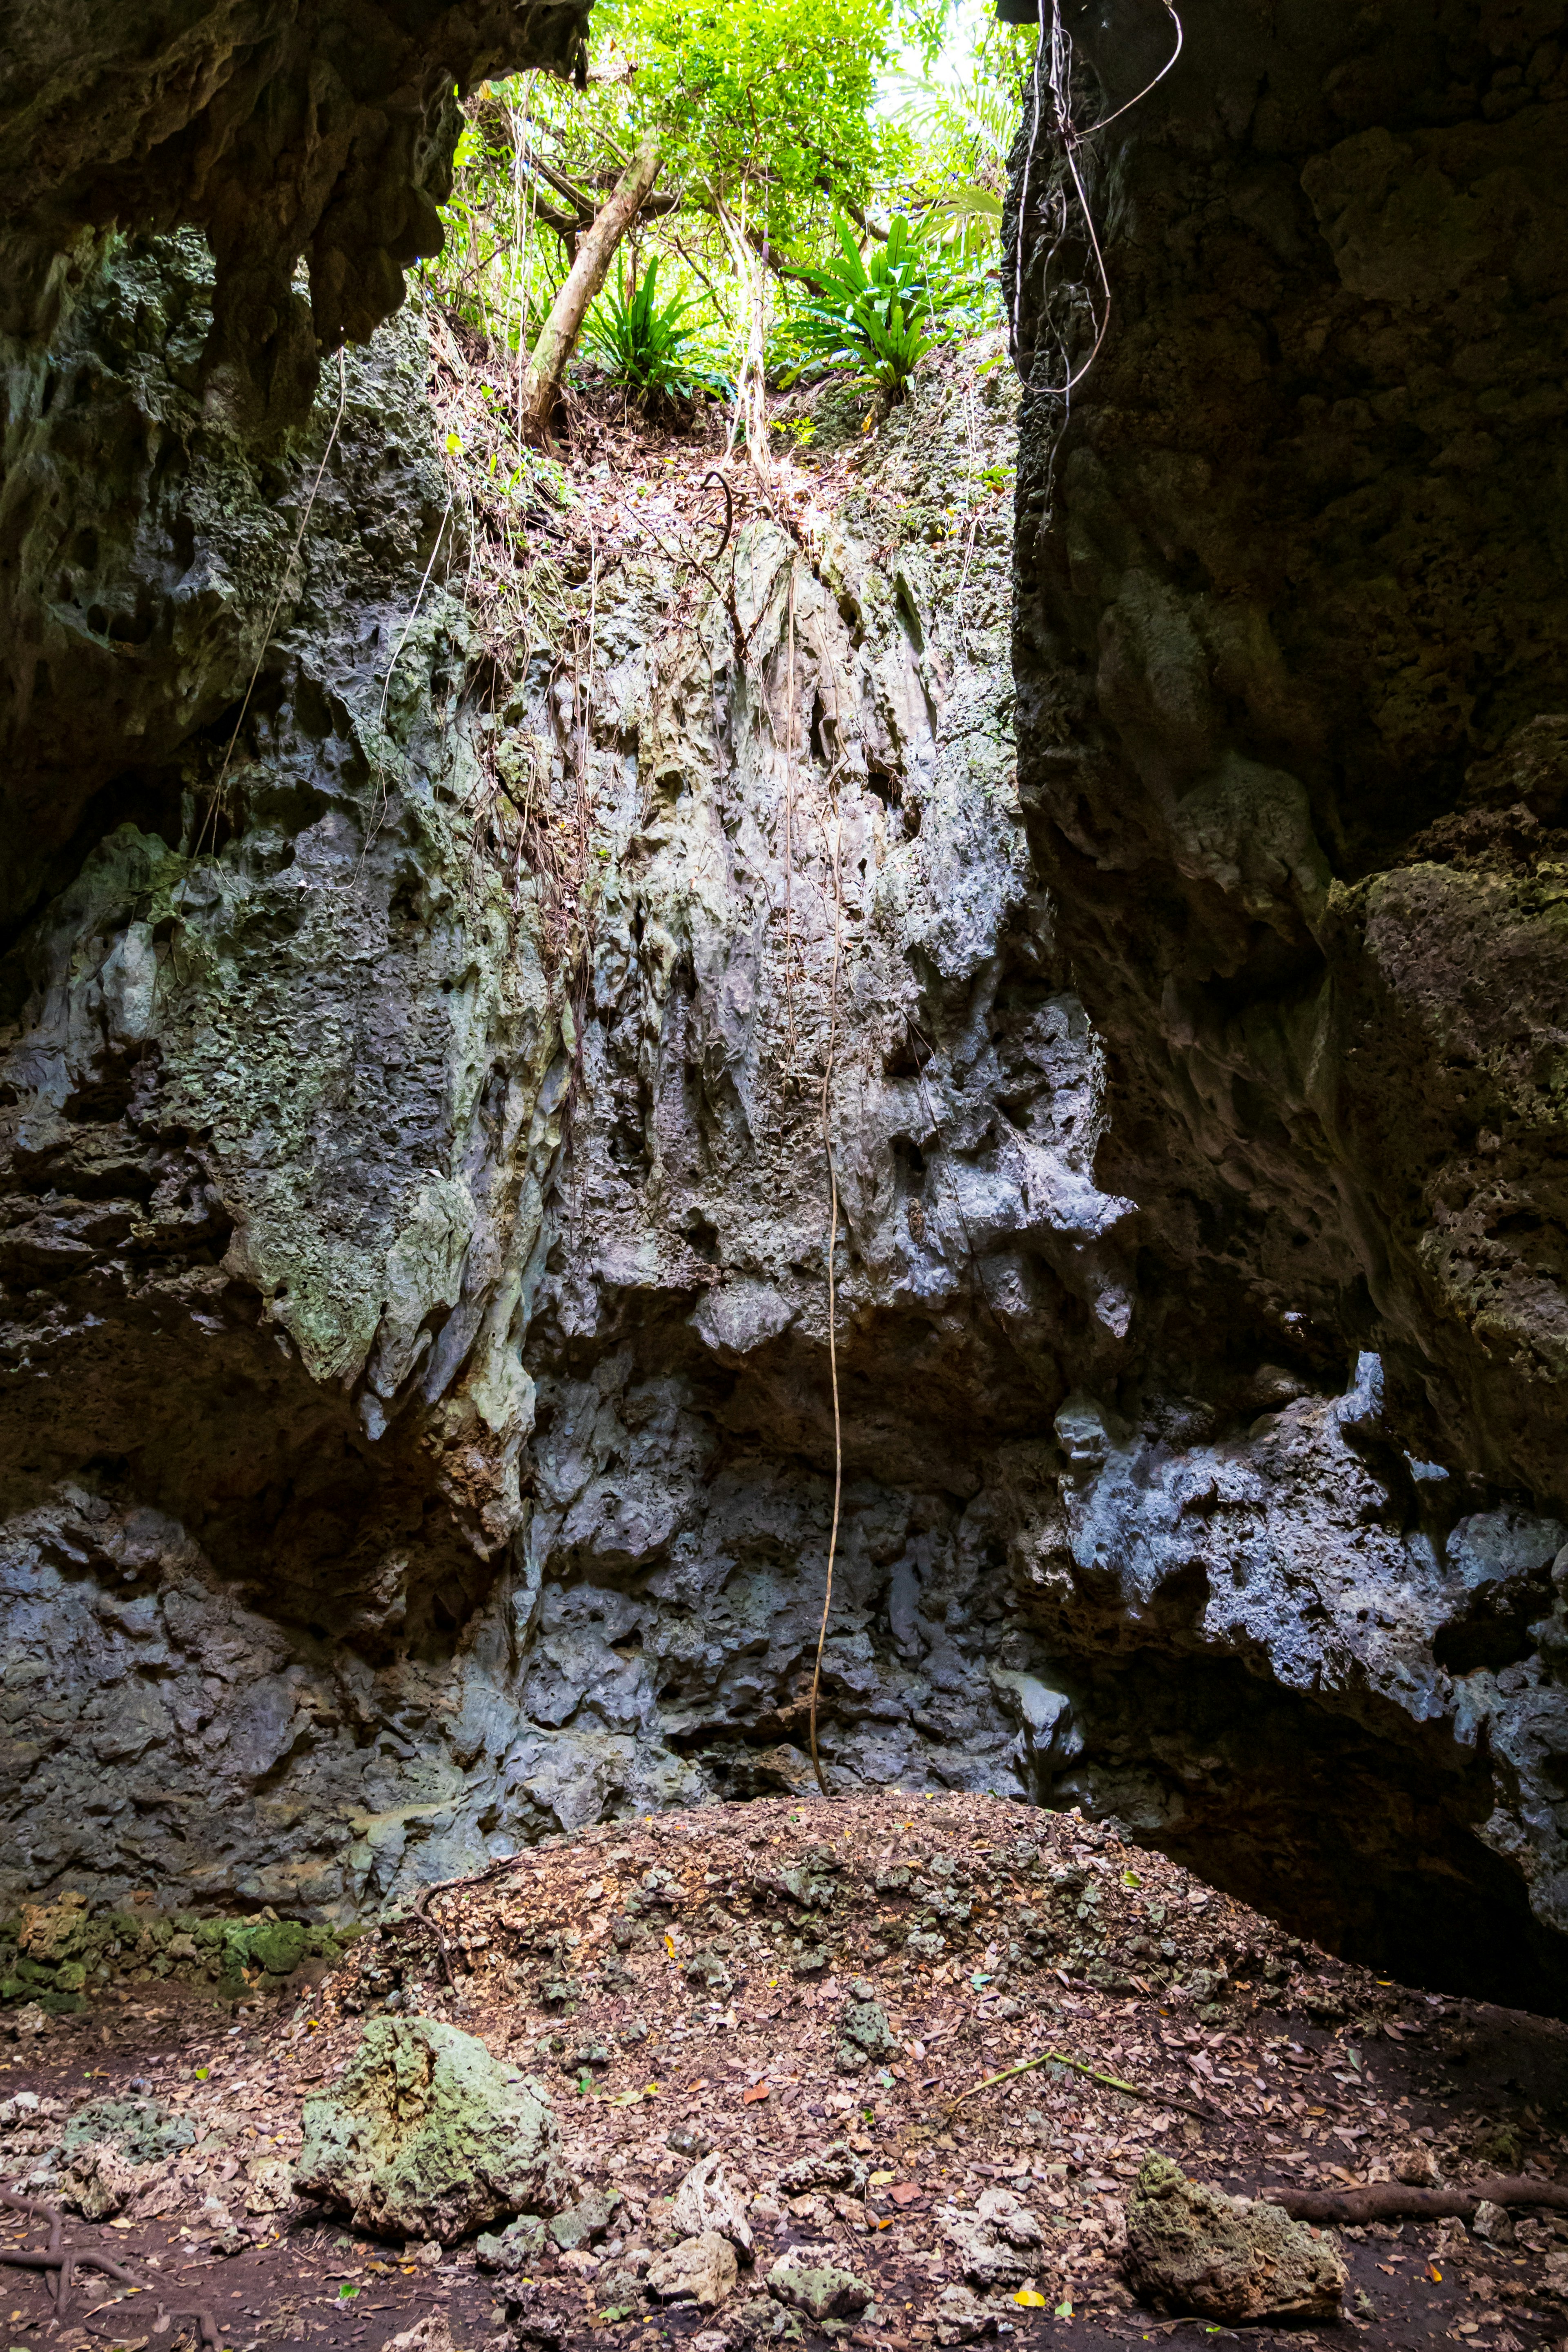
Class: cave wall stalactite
1,0,1568,2014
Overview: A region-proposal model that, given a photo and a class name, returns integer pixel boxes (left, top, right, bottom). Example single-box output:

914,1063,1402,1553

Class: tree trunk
519,131,662,442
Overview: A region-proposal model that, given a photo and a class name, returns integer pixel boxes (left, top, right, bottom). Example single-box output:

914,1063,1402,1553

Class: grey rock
1472,2200,1515,2248
295,2016,571,2245
547,2189,621,2251
4,4,1568,2015
61,2098,195,2165
765,2250,872,2321
1123,2154,1344,2322
670,2153,754,2260
777,2144,869,2199
646,2231,738,2309
475,2214,546,2272
933,2283,1000,2345
835,1988,895,2072
937,2185,1045,2291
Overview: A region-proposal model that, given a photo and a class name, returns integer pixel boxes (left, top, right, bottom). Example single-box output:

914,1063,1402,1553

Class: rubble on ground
4,1791,1568,2347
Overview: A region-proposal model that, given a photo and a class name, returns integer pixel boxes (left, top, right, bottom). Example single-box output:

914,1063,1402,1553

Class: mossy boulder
296,2016,572,2245
1125,2154,1344,2323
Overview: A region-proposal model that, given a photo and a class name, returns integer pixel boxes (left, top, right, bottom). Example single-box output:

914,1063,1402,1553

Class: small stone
244,2154,294,2215
766,2251,872,2322
548,2189,622,2250
777,2143,868,2198
671,2152,755,2258
684,1947,735,1993
835,1992,895,2075
938,2185,1044,2290
1473,2200,1515,2246
1125,2154,1345,2323
934,2282,998,2345
385,2316,460,2352
1392,2144,1442,2187
646,2231,739,2308
668,2123,714,2160
476,2214,546,2272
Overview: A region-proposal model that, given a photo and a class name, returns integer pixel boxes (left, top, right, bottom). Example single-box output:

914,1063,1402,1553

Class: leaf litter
8,1793,1562,2351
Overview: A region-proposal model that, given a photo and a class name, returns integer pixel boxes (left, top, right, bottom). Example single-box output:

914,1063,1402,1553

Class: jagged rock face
2,236,1074,1919
1,0,590,923
1007,0,1568,1485
1001,0,1568,1997
4,0,1568,2020
0,0,590,422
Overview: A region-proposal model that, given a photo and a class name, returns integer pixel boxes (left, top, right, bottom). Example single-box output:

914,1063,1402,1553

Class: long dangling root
807,749,846,1802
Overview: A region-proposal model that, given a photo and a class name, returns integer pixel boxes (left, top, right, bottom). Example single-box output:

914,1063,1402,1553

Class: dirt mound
5,1793,1568,2349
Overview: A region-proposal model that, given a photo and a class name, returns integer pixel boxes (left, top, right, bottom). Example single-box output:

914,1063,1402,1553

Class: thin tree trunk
519,131,661,442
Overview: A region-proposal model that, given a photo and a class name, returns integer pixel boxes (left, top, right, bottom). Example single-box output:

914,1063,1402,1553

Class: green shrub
780,214,954,400
581,259,732,405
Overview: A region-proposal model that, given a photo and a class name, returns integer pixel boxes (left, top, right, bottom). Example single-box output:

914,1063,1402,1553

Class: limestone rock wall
1002,0,1568,2000
5,0,1568,2017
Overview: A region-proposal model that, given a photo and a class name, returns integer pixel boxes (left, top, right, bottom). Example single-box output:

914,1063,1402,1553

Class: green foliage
886,0,1036,224
581,259,732,403
781,215,949,397
597,0,904,257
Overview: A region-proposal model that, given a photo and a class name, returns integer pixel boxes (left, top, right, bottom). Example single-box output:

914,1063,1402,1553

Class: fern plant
781,216,952,400
580,259,731,405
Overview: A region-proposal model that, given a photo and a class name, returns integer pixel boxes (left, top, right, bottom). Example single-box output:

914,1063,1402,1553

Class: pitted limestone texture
1123,2155,1344,2323
295,2016,571,2244
0,0,592,427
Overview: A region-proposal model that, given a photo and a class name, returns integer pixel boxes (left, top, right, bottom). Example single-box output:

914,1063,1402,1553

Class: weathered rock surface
1123,2154,1344,2323
670,2152,754,2258
938,2184,1046,2292
296,2016,570,2242
765,2249,871,2322
998,0,1568,1998
3,0,1568,2021
646,2230,737,2309
0,0,590,431
475,2213,547,2272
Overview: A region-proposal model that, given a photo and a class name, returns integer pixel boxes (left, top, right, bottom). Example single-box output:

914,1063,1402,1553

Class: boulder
766,2250,873,2321
1124,2154,1345,2323
296,2017,571,2245
670,2153,754,2258
646,2231,738,2308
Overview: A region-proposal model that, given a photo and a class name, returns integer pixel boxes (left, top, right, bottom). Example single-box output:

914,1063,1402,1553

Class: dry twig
947,2047,1218,2128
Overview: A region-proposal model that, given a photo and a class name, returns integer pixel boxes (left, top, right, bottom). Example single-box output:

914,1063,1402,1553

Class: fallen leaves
742,2082,769,2105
